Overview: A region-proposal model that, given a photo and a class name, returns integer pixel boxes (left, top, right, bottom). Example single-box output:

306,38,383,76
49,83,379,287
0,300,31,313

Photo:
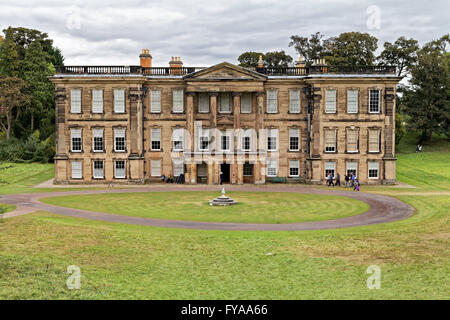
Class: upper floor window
267,128,278,151
289,128,300,151
70,128,82,152
347,89,358,113
346,128,359,153
70,89,81,113
92,89,103,113
221,131,230,151
241,93,251,113
289,89,300,113
219,93,231,113
173,128,184,151
150,90,161,113
114,128,126,152
92,128,104,152
199,128,209,151
324,129,337,153
267,159,278,177
114,89,125,113
369,89,380,113
198,93,209,113
368,128,381,153
173,89,184,113
242,136,251,151
267,90,278,113
151,128,161,150
325,89,336,113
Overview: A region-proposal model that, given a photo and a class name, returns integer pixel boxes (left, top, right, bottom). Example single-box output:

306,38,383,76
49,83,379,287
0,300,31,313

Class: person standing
335,173,341,187
220,171,223,185
351,173,356,187
344,174,349,187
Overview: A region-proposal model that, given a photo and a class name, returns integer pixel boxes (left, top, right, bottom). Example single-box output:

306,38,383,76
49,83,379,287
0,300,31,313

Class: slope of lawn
40,191,369,224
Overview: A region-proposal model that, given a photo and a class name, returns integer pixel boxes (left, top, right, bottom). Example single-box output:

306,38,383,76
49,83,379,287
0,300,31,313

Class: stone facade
50,55,401,185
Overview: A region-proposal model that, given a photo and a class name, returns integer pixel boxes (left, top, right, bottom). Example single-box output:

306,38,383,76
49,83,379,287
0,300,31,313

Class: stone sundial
209,187,238,206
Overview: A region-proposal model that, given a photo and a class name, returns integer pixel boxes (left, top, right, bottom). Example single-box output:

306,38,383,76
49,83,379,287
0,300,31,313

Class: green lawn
40,192,369,224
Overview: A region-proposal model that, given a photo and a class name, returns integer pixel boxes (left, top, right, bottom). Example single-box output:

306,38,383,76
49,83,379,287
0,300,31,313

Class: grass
0,203,16,215
40,192,369,224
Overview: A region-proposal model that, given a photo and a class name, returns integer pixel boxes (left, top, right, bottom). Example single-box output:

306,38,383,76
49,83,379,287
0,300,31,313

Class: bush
0,133,55,163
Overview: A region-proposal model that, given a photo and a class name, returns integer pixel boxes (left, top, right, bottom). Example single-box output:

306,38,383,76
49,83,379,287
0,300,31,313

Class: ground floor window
71,161,82,179
346,161,358,178
325,161,336,178
243,163,253,176
115,160,126,179
151,160,161,177
289,160,299,177
93,160,104,179
368,162,379,179
173,160,184,176
267,159,277,177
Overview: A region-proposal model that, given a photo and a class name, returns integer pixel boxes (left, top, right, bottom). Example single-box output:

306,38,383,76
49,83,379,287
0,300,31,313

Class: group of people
326,172,360,191
161,173,184,184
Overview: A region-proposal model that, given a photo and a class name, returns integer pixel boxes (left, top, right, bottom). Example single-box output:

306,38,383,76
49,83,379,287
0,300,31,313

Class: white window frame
325,89,336,113
289,128,300,151
172,128,184,151
219,93,231,113
173,159,184,177
368,129,381,153
241,92,251,113
347,89,358,114
93,160,104,179
346,161,358,178
267,90,278,113
325,129,337,153
221,131,230,152
173,89,184,113
325,161,336,178
70,89,81,113
151,159,161,177
267,128,278,151
199,128,209,151
289,160,300,177
346,129,359,153
289,89,301,113
92,89,103,114
267,159,278,177
92,128,104,152
71,161,82,179
369,89,381,113
114,160,126,179
198,92,209,113
151,128,161,151
70,128,82,152
113,89,125,113
150,90,161,113
368,162,379,179
114,128,126,152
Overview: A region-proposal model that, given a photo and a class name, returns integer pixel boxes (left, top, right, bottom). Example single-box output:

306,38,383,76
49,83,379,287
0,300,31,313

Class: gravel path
0,185,415,231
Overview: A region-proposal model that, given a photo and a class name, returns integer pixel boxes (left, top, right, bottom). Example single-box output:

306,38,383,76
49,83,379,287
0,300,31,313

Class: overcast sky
0,0,448,66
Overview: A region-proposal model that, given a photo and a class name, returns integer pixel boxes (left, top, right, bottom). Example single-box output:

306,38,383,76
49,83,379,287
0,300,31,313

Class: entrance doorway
197,163,207,184
243,162,254,184
220,163,230,183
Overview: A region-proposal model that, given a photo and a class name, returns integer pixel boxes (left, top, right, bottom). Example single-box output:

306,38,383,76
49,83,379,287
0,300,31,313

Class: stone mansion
50,50,401,185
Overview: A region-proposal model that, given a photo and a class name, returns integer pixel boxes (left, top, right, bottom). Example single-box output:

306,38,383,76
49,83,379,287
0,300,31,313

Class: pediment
184,62,266,80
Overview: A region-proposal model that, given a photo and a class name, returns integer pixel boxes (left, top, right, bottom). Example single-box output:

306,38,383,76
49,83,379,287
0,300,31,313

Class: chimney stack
169,56,183,75
257,54,264,68
139,49,152,68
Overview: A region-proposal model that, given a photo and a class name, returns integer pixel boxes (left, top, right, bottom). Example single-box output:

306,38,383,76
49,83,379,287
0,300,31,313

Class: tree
264,50,293,68
404,35,449,142
0,29,20,77
0,76,29,139
237,51,263,68
288,32,326,66
323,32,378,66
378,37,419,76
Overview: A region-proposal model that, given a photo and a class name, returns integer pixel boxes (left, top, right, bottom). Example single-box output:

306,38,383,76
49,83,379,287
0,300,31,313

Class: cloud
0,0,448,66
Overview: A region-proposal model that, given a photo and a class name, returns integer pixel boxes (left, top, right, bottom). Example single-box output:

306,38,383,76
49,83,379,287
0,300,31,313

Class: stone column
231,163,238,184
237,163,244,185
232,92,241,129
54,87,68,183
209,92,218,128
255,92,265,183
186,92,196,184
382,87,397,184
128,86,144,182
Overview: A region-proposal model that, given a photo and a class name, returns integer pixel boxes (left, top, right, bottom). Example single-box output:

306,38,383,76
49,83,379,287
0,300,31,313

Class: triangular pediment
184,62,266,80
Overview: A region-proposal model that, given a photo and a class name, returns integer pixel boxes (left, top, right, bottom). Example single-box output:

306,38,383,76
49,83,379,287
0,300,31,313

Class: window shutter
151,90,161,113
267,90,277,113
151,160,161,177
368,129,380,152
289,90,300,113
241,93,251,113
93,128,103,138
173,89,183,113
71,128,81,139
71,161,82,179
198,93,209,113
289,128,299,138
347,90,358,113
71,89,81,113
325,89,336,113
151,128,161,141
114,89,125,113
346,129,358,152
92,89,103,113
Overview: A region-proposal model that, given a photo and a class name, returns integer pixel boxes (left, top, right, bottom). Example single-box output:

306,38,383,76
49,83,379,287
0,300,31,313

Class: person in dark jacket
335,173,341,186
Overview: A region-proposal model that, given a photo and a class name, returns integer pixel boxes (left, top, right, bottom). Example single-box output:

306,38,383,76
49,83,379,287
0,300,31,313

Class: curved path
0,185,414,231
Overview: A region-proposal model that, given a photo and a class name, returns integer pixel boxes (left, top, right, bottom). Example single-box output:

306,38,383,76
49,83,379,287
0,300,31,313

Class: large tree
263,50,293,68
323,32,378,66
288,32,326,66
237,51,263,68
0,76,29,139
378,37,419,76
404,35,449,141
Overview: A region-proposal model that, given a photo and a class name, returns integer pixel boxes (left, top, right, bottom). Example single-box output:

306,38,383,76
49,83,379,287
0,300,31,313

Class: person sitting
161,175,166,183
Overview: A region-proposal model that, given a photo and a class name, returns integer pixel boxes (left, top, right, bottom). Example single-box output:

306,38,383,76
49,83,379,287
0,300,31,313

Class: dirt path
0,185,415,231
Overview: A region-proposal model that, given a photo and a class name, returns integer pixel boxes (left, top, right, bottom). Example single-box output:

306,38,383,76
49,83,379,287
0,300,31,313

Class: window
151,160,161,177
346,129,359,153
325,161,336,178
325,129,336,153
114,89,125,113
93,160,104,179
150,90,161,113
92,128,104,152
289,89,300,113
115,160,125,179
241,93,251,113
368,129,381,153
267,129,278,151
289,128,300,151
267,159,278,177
71,128,82,152
219,93,231,113
173,159,184,176
242,136,251,151
151,128,161,150
71,161,82,179
114,128,125,152
369,89,380,113
346,161,357,178
267,90,277,113
221,131,230,151
92,89,103,113
368,162,379,179
70,89,81,113
325,89,336,113
198,93,209,113
199,128,209,151
347,89,358,113
173,128,184,151
173,89,183,113
289,160,299,177
243,163,253,176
